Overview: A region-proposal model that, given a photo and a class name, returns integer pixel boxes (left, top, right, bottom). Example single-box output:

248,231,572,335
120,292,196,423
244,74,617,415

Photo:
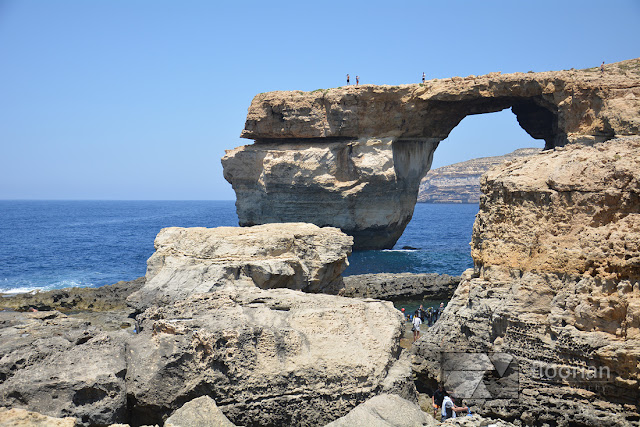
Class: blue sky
1,0,638,200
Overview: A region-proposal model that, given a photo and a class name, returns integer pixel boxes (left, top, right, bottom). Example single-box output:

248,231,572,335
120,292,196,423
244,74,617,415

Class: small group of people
432,384,472,421
346,72,425,86
401,302,446,342
346,74,359,86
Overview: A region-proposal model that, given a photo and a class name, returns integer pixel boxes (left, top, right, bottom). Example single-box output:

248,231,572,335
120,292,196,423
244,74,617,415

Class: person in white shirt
411,310,422,342
441,394,471,420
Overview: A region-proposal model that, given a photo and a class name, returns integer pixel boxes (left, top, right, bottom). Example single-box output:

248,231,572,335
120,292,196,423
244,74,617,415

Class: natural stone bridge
223,59,640,249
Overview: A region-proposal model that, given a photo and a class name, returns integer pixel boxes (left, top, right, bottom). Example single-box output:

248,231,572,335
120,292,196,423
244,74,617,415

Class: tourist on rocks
411,310,422,342
436,302,445,321
432,384,446,417
422,72,426,83
346,74,350,85
418,304,426,322
441,393,470,421
356,75,359,86
601,61,605,74
426,307,433,326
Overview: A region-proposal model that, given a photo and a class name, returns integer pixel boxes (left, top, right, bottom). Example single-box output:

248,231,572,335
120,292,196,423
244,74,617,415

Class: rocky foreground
0,223,427,426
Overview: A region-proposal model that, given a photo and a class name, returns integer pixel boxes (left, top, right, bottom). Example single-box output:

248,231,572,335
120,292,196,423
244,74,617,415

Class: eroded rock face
0,311,128,426
412,137,640,425
472,136,640,281
127,223,353,310
223,138,436,250
126,287,406,426
223,59,640,249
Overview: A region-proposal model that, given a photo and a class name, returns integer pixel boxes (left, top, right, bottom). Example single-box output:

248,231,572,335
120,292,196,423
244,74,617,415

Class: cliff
412,136,640,425
417,148,541,203
223,58,640,249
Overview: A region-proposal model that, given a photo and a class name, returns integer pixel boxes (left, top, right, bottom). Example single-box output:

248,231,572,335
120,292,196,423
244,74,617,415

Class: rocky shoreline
2,59,640,426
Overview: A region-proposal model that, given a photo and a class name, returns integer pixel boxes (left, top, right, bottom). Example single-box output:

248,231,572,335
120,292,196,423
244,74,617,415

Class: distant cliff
417,148,541,203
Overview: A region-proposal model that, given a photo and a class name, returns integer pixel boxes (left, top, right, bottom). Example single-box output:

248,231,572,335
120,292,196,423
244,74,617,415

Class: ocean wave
0,279,86,295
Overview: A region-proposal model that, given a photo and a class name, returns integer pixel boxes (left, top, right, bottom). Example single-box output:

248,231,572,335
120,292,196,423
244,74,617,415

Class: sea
0,200,478,294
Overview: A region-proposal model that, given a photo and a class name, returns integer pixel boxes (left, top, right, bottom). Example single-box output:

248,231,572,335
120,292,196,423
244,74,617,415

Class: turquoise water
0,201,478,293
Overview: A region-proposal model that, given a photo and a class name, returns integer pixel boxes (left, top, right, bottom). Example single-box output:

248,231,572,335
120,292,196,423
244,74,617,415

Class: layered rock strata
127,223,353,310
412,137,640,426
223,59,640,249
341,273,460,301
417,148,541,203
127,287,407,426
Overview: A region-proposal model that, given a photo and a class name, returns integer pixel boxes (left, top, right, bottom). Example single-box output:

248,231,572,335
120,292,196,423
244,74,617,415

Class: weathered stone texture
341,273,459,301
472,136,640,281
0,311,128,426
127,223,353,310
223,138,436,250
413,137,640,426
126,287,406,426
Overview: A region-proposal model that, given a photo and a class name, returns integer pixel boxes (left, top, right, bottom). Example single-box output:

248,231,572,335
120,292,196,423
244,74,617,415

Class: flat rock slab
165,395,235,427
342,273,460,301
324,394,436,427
127,223,353,310
126,287,405,426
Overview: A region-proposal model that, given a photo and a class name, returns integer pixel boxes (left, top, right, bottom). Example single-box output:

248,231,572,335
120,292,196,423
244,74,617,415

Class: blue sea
0,201,478,294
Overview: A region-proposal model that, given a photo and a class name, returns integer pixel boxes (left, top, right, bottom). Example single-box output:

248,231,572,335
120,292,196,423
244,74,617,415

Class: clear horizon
1,0,638,200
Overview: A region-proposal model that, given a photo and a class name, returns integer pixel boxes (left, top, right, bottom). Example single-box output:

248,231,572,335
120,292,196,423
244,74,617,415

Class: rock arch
223,63,640,249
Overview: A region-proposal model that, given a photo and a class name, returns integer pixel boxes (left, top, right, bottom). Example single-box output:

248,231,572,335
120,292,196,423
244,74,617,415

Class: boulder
0,311,128,426
341,273,459,301
0,407,76,427
125,287,405,426
127,223,353,310
323,394,436,427
165,396,235,427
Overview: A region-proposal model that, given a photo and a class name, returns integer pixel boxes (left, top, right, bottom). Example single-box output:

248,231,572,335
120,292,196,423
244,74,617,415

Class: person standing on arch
422,72,426,83
600,61,605,74
346,74,350,85
356,75,359,86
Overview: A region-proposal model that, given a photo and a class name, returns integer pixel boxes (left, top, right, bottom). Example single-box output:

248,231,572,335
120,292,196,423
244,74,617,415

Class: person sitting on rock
411,310,422,342
441,393,470,420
